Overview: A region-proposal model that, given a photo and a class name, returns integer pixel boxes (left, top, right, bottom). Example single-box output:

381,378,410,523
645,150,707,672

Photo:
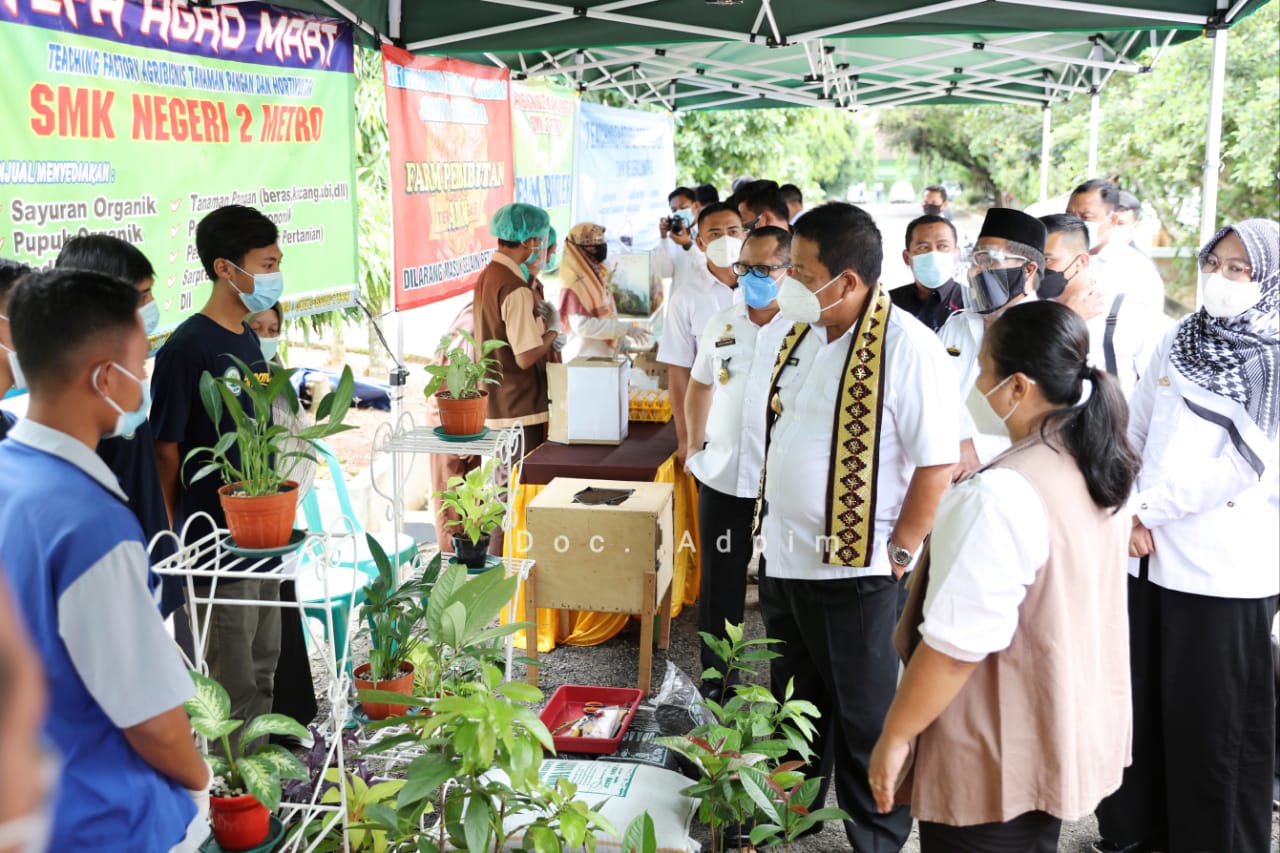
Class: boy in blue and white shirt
0,269,209,851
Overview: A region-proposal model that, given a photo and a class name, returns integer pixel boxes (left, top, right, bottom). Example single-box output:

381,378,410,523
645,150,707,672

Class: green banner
512,78,576,271
0,1,358,337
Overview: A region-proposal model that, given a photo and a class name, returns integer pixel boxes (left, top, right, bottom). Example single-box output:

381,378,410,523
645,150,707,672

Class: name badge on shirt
1158,376,1171,386
714,324,736,348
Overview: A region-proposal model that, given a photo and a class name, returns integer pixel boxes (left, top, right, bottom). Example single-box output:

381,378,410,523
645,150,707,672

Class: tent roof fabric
274,0,1270,109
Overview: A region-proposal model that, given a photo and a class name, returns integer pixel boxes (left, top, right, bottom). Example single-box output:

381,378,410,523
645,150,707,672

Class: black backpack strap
1104,293,1126,377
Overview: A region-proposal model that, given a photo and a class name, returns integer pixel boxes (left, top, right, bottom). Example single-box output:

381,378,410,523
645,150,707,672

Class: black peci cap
977,208,1047,254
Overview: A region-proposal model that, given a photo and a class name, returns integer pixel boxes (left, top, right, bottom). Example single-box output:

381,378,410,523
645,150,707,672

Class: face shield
963,246,1031,314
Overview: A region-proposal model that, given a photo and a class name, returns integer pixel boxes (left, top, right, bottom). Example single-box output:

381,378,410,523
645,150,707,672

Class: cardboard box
630,350,669,390
548,357,630,445
525,478,675,692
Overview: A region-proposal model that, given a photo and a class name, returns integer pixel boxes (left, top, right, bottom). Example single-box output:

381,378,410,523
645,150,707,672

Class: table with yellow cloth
503,421,700,653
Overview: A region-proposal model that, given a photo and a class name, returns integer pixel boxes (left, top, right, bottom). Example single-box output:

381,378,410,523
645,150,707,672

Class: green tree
877,2,1279,239
670,108,863,202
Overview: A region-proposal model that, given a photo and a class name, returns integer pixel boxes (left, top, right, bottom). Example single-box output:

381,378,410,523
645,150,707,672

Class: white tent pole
1087,38,1103,176
1199,26,1229,246
1040,105,1052,202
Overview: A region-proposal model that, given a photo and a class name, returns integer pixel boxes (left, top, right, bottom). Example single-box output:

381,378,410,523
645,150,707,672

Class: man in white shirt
684,226,792,698
780,183,804,224
651,186,703,284
1039,214,1160,398
938,208,1047,479
1066,178,1166,324
759,202,959,851
657,202,744,464
736,179,792,233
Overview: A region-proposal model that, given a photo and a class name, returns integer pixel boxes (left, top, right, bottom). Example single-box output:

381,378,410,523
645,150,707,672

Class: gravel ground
306,554,1280,853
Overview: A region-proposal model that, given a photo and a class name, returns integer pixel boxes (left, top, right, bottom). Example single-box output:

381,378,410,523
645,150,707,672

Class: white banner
573,101,675,254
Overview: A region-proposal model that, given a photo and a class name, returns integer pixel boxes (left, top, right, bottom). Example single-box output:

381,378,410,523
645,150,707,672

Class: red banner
382,45,512,311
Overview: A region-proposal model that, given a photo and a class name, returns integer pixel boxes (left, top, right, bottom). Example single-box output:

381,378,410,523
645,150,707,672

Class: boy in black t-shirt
151,205,284,729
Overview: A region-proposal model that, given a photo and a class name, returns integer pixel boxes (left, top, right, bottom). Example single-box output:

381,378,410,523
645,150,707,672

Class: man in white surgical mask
889,214,964,333
758,202,958,851
657,202,745,465
1067,178,1166,327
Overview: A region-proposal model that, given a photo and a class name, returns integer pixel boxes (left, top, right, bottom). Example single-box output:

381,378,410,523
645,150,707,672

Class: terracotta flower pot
210,792,270,851
219,481,298,549
354,661,415,720
436,391,488,436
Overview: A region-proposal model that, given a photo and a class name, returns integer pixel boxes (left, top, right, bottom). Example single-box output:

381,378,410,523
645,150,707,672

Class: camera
667,216,686,235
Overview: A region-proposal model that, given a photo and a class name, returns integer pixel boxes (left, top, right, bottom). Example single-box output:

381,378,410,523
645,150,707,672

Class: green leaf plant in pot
433,458,508,570
353,534,438,720
183,670,309,851
364,561,622,853
423,330,505,436
184,357,357,549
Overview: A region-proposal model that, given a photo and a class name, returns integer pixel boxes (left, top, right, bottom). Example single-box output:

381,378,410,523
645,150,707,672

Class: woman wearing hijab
869,300,1140,852
1095,219,1280,853
557,222,650,362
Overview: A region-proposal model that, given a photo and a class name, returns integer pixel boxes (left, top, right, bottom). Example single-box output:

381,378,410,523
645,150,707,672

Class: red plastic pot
436,391,488,436
354,661,416,720
218,480,299,549
209,793,270,851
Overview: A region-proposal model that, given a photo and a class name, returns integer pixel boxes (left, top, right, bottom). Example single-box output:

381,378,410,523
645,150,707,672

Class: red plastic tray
539,684,643,755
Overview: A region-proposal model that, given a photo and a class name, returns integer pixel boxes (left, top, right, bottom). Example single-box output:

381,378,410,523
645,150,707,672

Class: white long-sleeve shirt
1127,331,1280,599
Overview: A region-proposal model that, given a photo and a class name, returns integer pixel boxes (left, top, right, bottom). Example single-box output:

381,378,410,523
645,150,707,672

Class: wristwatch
888,541,913,568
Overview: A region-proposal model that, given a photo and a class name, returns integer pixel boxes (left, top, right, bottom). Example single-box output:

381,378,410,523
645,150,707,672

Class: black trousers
695,482,757,677
1095,572,1278,853
919,810,1061,853
271,581,317,727
759,565,912,853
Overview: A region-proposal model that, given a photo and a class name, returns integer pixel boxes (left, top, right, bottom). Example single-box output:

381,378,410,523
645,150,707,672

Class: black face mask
923,204,943,216
1037,259,1080,300
968,266,1028,314
587,244,608,263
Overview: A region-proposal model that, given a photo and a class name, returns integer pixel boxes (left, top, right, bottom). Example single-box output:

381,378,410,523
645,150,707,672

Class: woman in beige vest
869,300,1140,852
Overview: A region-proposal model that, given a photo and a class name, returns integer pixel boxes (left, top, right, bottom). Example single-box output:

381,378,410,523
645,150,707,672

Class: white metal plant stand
368,411,534,677
151,513,367,853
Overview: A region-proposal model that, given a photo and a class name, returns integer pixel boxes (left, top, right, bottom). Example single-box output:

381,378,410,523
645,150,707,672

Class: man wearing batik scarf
1095,219,1280,853
757,203,959,852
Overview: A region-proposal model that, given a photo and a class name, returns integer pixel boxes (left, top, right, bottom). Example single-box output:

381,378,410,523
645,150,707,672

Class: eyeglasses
967,247,1029,270
731,262,791,277
1200,254,1253,281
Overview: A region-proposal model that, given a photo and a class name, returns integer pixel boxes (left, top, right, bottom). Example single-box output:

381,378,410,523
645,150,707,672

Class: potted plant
353,535,437,720
184,670,309,851
433,459,507,569
185,357,357,549
657,623,848,852
423,330,505,436
362,562,622,853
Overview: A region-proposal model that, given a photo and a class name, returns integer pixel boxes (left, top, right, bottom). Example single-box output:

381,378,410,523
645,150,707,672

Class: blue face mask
259,337,280,361
227,262,284,313
738,270,781,309
138,300,161,336
95,362,150,439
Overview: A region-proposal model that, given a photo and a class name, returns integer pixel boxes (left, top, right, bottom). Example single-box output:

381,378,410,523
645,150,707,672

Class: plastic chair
292,552,367,676
299,441,420,581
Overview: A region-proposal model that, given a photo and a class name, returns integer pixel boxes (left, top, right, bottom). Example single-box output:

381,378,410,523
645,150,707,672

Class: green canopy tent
254,0,1271,241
